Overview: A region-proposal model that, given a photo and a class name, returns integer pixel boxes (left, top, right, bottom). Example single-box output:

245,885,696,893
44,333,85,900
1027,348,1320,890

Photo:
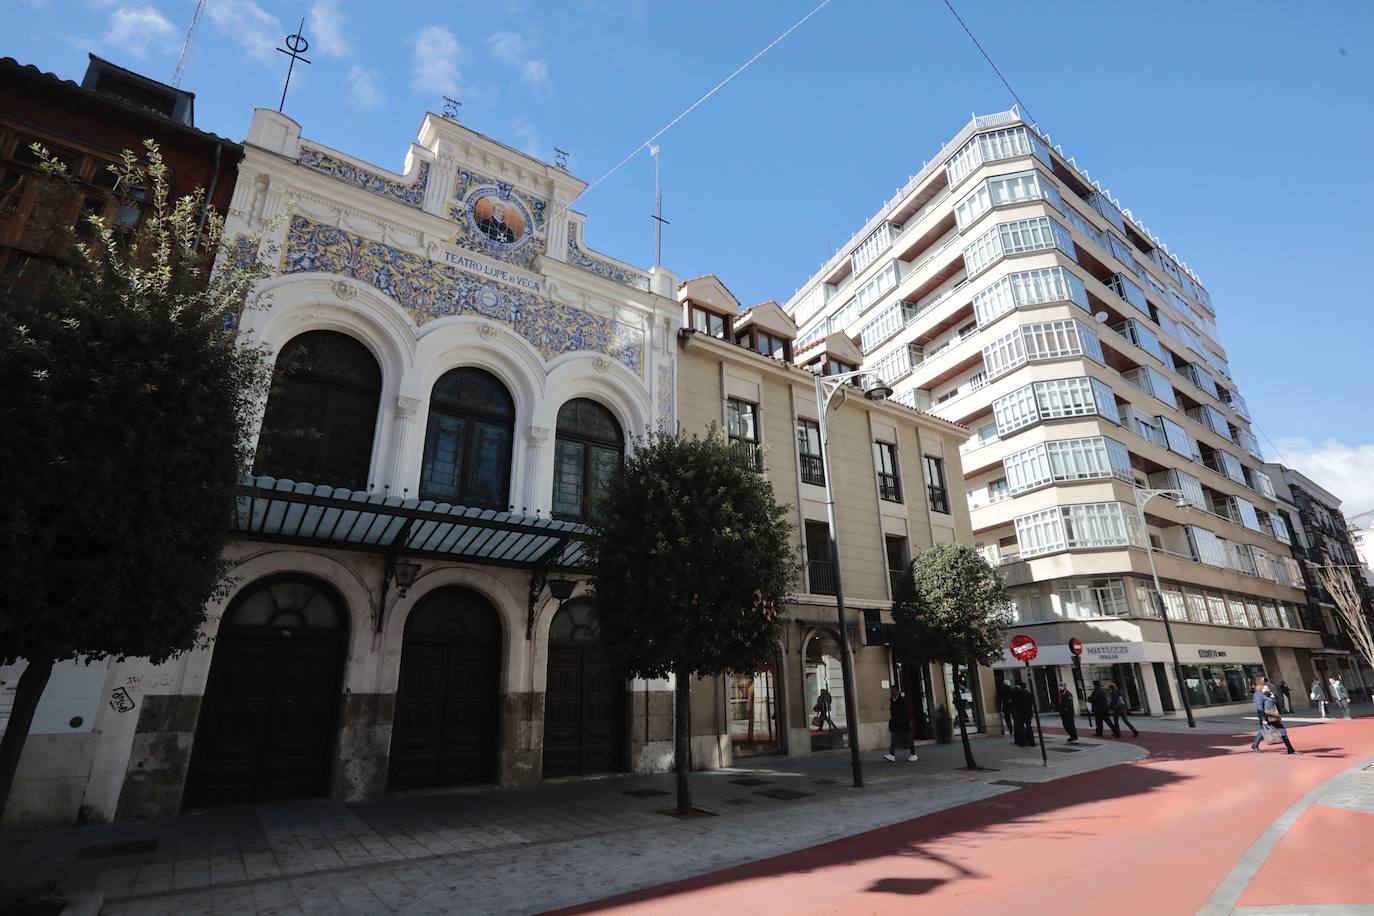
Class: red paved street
557,719,1374,915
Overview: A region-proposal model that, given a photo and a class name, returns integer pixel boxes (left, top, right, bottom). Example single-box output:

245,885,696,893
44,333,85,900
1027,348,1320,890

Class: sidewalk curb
1196,753,1374,916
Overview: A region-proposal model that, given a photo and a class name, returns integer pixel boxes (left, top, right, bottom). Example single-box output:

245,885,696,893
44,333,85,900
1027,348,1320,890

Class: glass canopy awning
234,475,589,571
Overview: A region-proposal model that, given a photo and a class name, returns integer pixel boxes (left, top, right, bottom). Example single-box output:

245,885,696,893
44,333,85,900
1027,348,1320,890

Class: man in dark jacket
1089,680,1117,738
1056,682,1079,743
884,685,918,762
996,679,1016,742
1012,682,1036,747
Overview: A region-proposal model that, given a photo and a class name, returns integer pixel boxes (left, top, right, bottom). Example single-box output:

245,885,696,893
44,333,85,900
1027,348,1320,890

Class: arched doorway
803,630,849,751
388,588,503,790
184,575,348,809
542,600,625,778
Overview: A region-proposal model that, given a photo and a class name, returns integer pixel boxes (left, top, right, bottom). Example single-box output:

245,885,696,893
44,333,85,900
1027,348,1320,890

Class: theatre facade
4,108,685,824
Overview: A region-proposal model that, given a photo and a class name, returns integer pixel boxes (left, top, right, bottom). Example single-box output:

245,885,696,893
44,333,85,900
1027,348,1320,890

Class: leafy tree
892,542,1011,770
587,428,796,814
0,142,270,816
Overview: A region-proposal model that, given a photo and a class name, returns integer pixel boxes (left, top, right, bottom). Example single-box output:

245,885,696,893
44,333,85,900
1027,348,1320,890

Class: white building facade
784,109,1317,718
2,108,682,825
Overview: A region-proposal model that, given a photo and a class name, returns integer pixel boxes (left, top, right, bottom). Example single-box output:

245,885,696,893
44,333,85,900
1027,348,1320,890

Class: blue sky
6,0,1374,513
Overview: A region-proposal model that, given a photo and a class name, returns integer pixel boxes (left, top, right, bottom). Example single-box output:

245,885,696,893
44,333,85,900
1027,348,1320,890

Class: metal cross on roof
276,18,311,113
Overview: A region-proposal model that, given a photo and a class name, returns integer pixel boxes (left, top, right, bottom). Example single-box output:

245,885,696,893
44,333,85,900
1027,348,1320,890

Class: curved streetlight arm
1134,487,1197,728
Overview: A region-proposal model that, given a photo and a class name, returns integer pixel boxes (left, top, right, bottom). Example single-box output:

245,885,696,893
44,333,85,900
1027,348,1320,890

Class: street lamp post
814,367,893,789
1134,487,1197,728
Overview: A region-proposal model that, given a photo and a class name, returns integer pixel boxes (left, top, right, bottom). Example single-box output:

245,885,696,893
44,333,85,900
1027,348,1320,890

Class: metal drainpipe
194,142,223,249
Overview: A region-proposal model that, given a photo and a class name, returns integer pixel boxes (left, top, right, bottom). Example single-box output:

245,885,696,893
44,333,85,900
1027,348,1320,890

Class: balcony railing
808,559,837,595
879,473,903,503
889,568,908,596
799,453,825,486
928,485,950,514
1322,631,1355,651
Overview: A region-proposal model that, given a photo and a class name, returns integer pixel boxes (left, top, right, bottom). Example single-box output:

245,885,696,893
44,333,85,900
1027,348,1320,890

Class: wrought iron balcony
808,559,837,595
799,454,825,487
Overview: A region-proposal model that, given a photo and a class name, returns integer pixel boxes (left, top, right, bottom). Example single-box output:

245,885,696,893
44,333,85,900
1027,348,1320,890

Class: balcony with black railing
928,484,950,514
878,473,902,503
800,453,825,486
808,559,837,595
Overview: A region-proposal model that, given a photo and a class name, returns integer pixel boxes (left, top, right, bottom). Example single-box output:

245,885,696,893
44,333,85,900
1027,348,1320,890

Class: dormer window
689,304,730,339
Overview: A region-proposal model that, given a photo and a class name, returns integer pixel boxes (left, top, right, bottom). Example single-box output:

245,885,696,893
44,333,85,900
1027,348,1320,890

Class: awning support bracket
376,517,415,634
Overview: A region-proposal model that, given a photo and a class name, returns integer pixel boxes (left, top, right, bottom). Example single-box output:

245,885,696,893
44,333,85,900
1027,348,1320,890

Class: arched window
552,399,623,522
420,368,515,508
405,587,502,639
254,331,381,490
224,575,346,632
548,599,601,643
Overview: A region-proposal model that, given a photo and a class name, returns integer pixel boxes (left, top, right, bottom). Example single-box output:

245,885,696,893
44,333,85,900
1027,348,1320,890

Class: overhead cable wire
555,0,832,218
939,0,1036,126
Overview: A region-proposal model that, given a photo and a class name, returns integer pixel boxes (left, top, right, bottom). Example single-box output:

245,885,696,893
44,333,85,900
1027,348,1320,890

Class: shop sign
1196,649,1229,659
1082,643,1134,662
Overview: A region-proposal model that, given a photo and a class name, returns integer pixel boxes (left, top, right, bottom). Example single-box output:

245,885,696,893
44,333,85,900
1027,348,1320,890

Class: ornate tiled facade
298,145,430,207
281,215,644,373
656,363,673,428
446,169,547,271
568,223,651,292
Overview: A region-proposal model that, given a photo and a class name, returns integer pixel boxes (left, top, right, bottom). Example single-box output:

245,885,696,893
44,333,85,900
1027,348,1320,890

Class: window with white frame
1007,586,1048,624
1229,542,1258,576
851,223,895,275
981,326,1028,378
1157,416,1198,461
1086,191,1126,233
1014,502,1142,557
1218,450,1246,483
982,320,1101,379
972,266,1088,328
963,216,1075,277
1234,496,1263,532
853,260,901,315
1003,436,1133,494
1057,578,1129,618
859,301,918,353
1175,468,1207,509
1205,593,1231,626
1106,234,1143,277
1186,525,1229,567
945,125,1048,187
1185,591,1211,624
1252,469,1276,499
992,384,1041,435
954,170,1064,230
1108,273,1149,313
1269,511,1291,544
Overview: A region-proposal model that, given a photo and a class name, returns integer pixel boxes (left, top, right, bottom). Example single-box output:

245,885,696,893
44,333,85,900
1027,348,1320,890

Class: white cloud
308,0,349,58
506,115,540,157
412,25,465,97
104,5,177,59
487,30,551,92
1273,436,1374,517
206,0,282,65
346,65,383,110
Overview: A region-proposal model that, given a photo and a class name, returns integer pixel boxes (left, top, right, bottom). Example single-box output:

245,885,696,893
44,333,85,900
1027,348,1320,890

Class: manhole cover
729,777,772,787
77,839,159,860
622,788,671,798
988,779,1035,788
756,788,814,801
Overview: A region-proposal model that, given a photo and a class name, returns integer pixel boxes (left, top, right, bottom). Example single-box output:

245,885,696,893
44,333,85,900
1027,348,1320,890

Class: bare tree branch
1316,565,1374,671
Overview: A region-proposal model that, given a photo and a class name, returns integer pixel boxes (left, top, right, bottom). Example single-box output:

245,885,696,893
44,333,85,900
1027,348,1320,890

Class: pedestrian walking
1088,680,1116,738
1012,682,1036,747
884,685,919,762
1251,677,1299,755
1310,677,1328,718
1278,680,1292,715
1056,682,1079,743
1328,676,1351,719
997,679,1016,741
1106,682,1140,738
814,688,838,732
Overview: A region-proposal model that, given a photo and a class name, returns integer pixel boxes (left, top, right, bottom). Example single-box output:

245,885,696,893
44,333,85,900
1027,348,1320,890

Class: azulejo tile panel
446,169,548,271
298,145,429,207
568,223,651,292
281,215,644,374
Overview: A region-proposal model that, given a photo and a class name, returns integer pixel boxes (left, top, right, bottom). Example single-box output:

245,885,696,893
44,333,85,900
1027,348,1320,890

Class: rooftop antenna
649,144,669,268
171,0,208,88
276,18,311,113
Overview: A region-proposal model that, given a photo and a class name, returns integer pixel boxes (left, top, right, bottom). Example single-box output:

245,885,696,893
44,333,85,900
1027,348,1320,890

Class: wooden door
388,588,504,791
185,622,345,807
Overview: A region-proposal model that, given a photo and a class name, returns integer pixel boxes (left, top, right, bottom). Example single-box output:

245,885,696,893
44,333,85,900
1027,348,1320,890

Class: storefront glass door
729,663,781,757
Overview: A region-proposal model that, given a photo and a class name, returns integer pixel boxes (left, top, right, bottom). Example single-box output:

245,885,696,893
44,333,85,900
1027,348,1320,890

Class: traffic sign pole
1026,660,1047,767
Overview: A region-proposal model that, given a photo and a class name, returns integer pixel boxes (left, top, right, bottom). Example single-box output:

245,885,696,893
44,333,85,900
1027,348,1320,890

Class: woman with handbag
1251,677,1299,755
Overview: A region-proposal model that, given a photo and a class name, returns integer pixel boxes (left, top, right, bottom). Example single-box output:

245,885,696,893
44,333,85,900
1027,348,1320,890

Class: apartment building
675,275,983,763
1265,463,1374,699
784,109,1315,718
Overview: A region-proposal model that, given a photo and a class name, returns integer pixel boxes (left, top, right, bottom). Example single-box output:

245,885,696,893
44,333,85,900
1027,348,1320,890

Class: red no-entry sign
1010,634,1038,662
1069,638,1084,657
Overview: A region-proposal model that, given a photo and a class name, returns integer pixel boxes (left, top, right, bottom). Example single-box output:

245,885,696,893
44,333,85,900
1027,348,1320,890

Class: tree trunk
953,661,978,769
0,657,54,820
674,665,692,816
